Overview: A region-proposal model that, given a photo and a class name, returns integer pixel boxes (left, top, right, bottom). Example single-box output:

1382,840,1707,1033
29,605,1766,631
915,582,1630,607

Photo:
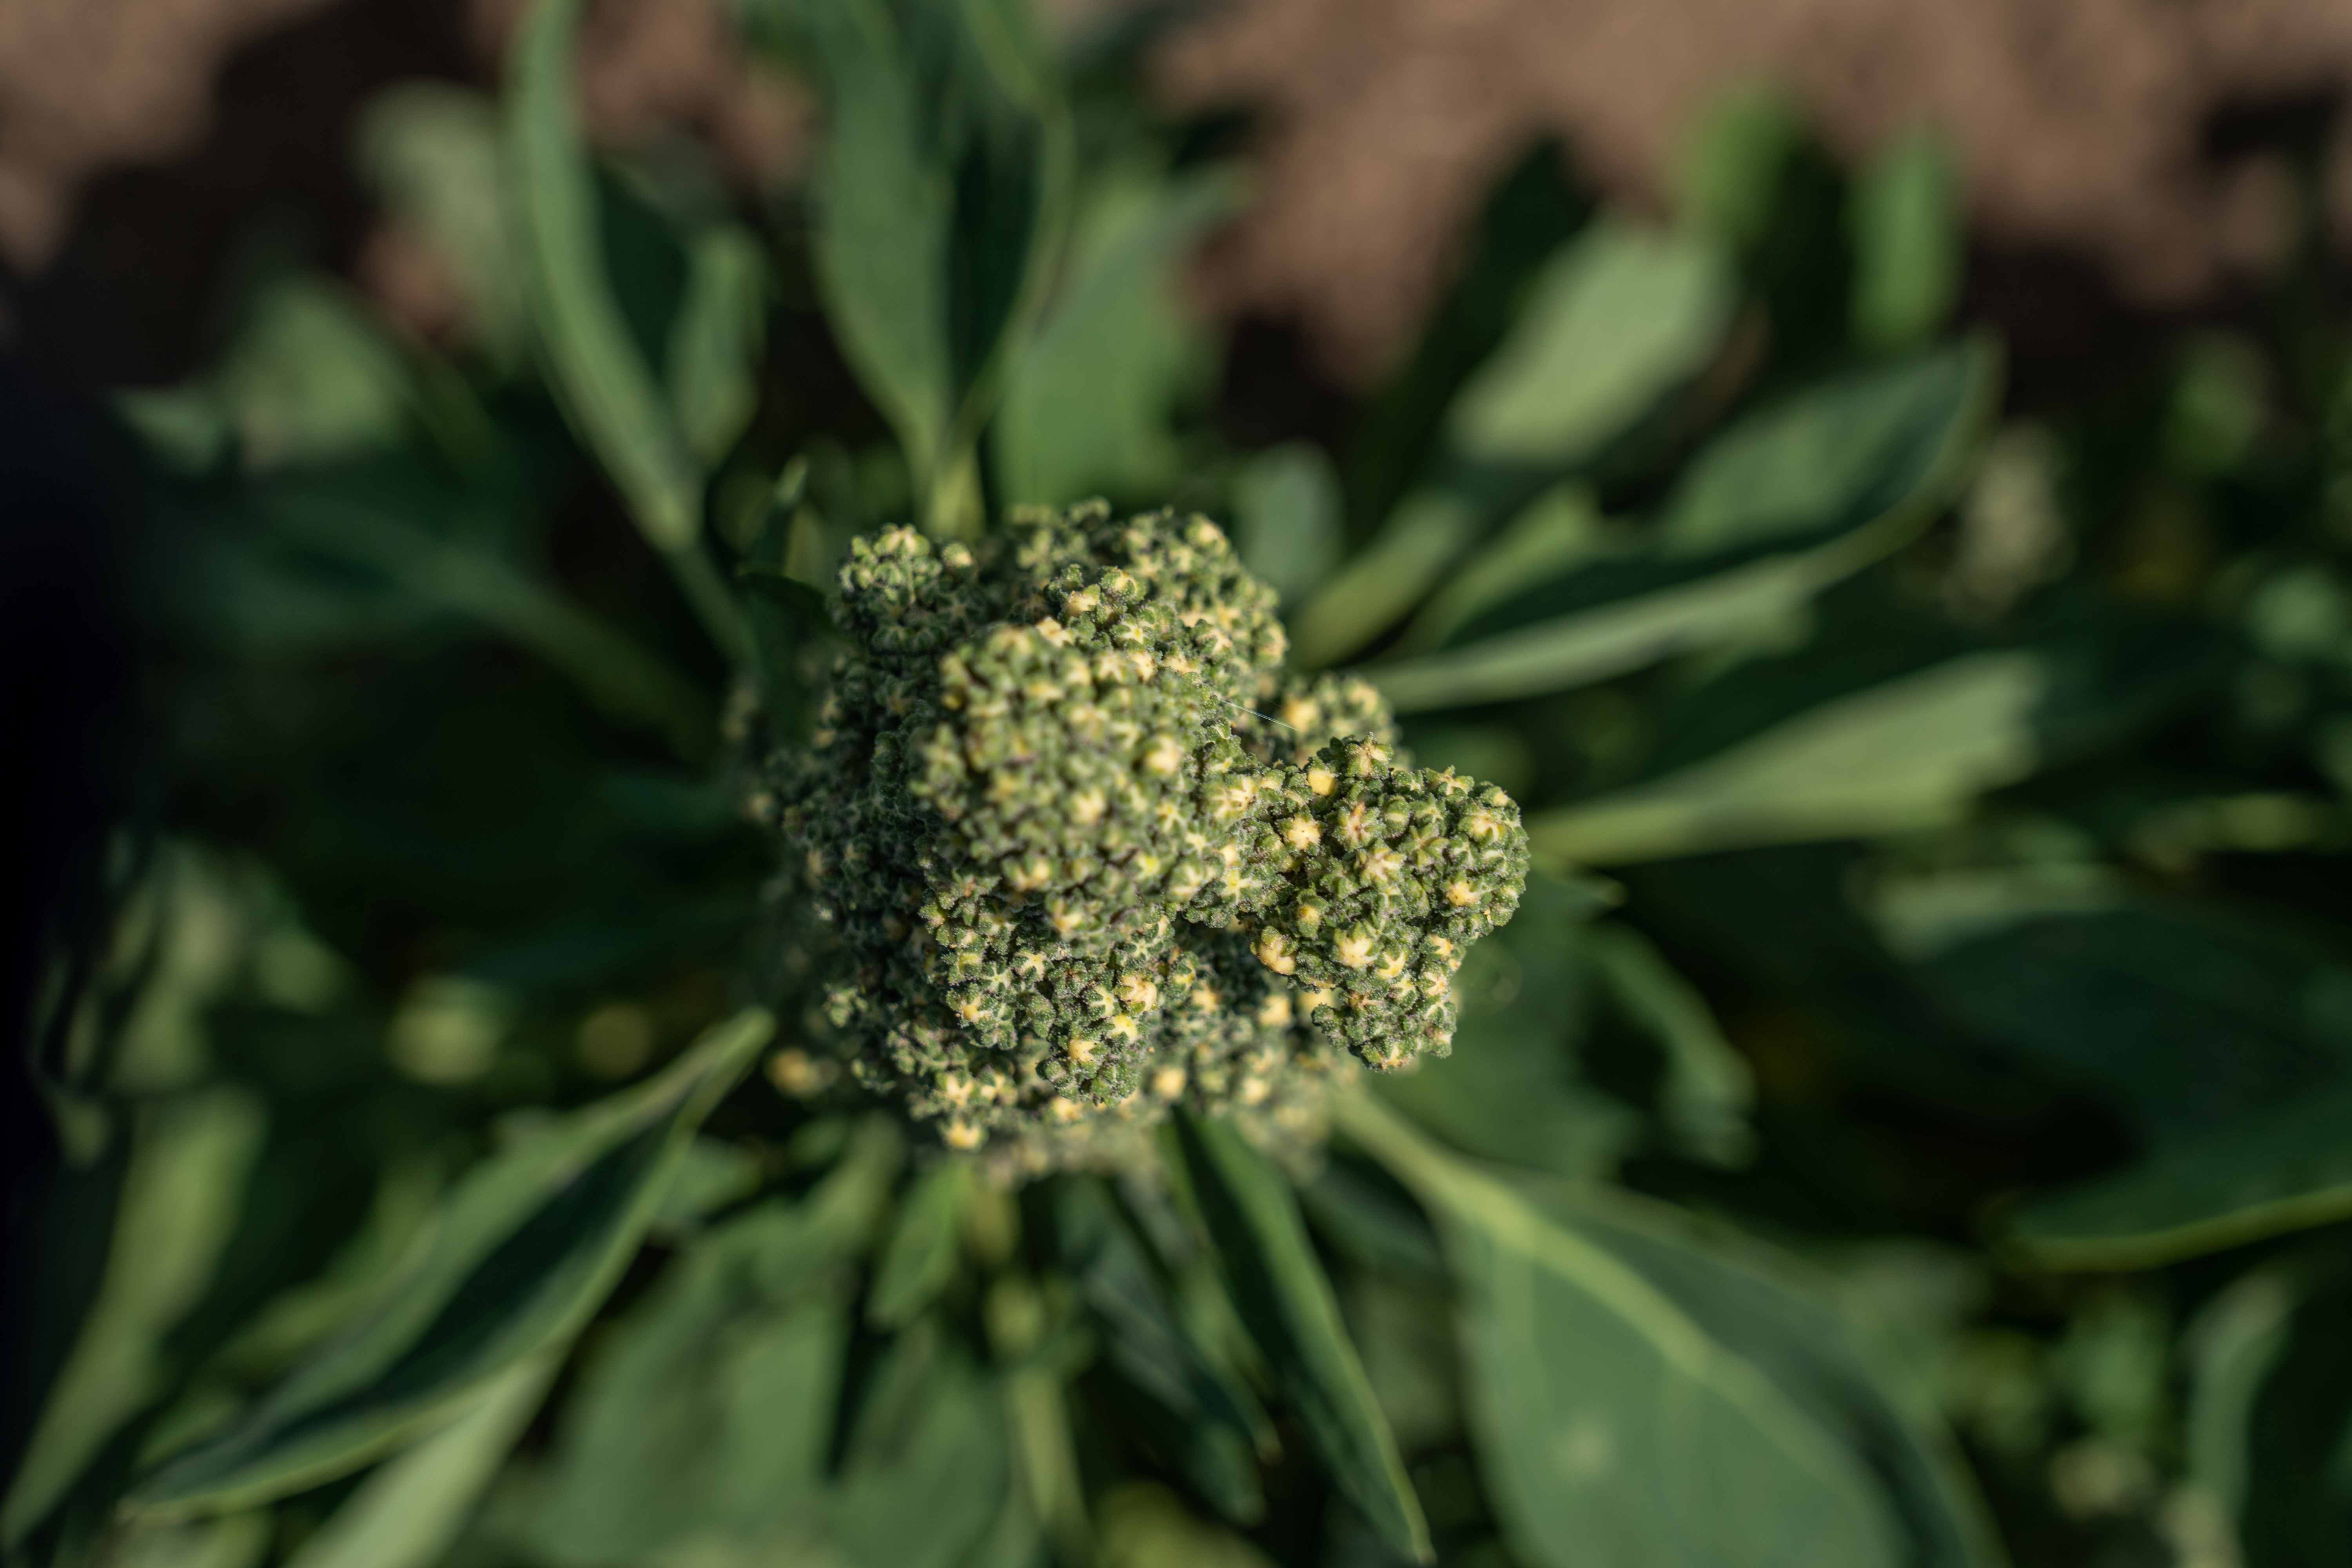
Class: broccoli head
769,502,1528,1165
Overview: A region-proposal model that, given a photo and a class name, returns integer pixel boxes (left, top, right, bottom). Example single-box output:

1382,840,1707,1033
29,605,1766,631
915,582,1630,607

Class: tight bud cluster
769,504,1528,1160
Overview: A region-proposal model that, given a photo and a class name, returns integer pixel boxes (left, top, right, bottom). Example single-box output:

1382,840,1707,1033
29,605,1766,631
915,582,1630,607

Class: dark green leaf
2009,1084,2352,1269
126,1010,773,1517
1393,484,1605,654
1889,897,2352,1144
867,1158,973,1328
1583,923,1756,1167
1338,1091,1927,1568
774,0,1071,524
1538,1189,2007,1568
1367,342,1998,711
1169,1113,1430,1562
508,0,704,550
280,1354,556,1568
3,1093,267,1546
527,1118,899,1563
831,1326,1008,1568
1289,490,1483,671
2184,1257,2352,1565
1054,1179,1270,1524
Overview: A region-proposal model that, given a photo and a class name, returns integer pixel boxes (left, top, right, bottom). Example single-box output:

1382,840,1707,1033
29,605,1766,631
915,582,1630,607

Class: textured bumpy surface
768,503,1528,1164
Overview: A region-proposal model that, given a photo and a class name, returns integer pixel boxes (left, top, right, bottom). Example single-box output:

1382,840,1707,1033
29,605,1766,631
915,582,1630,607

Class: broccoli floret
769,502,1528,1162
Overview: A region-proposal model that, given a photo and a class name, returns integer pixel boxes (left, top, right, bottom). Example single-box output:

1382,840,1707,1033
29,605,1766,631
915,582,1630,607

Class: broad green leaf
1394,483,1605,653
831,1326,1009,1568
221,468,712,757
1655,341,1994,557
1054,1180,1270,1524
1849,133,1961,352
666,226,768,467
2008,1082,2352,1270
867,1158,973,1327
508,0,704,550
1367,342,1998,711
995,168,1238,506
773,0,1071,527
1169,1113,1430,1562
525,1120,897,1566
648,1136,767,1240
1338,1091,1919,1568
107,1514,272,1568
281,1354,556,1568
357,84,526,367
213,277,416,471
1529,650,2047,866
1892,897,2352,1143
127,1010,773,1517
1289,490,1481,671
2183,1258,2352,1564
1447,220,1735,467
1231,443,1345,611
1541,1190,2007,1568
4,1092,266,1546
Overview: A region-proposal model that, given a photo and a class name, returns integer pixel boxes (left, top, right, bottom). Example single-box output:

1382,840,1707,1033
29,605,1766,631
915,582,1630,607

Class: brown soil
1156,0,2352,385
1,0,805,385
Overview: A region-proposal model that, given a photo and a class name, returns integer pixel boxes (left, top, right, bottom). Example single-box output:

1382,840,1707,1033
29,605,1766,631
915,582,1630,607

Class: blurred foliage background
8,2,2352,1566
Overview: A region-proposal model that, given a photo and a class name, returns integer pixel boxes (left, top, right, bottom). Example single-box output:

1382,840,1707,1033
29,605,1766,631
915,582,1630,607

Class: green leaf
867,1158,973,1328
220,465,714,757
1169,1113,1430,1562
508,0,704,550
4,1092,267,1547
1337,1091,1936,1568
1231,443,1345,612
1849,132,1961,352
1583,922,1756,1167
775,0,1071,527
1289,490,1483,671
2009,1084,2352,1269
1529,649,2048,866
1675,86,1806,252
666,226,769,467
126,1009,773,1518
1393,483,1606,653
1889,896,2352,1143
281,1354,557,1568
1053,1180,1271,1524
2183,1258,2352,1564
1548,1190,2007,1567
105,1514,273,1568
994,168,1238,506
212,277,417,471
1366,341,1998,711
1446,220,1735,468
524,1120,897,1566
357,84,527,368
831,1327,1009,1568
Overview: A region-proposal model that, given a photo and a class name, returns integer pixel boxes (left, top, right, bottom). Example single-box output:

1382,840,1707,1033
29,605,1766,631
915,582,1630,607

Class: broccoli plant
771,508,1527,1166
20,2,2352,1567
